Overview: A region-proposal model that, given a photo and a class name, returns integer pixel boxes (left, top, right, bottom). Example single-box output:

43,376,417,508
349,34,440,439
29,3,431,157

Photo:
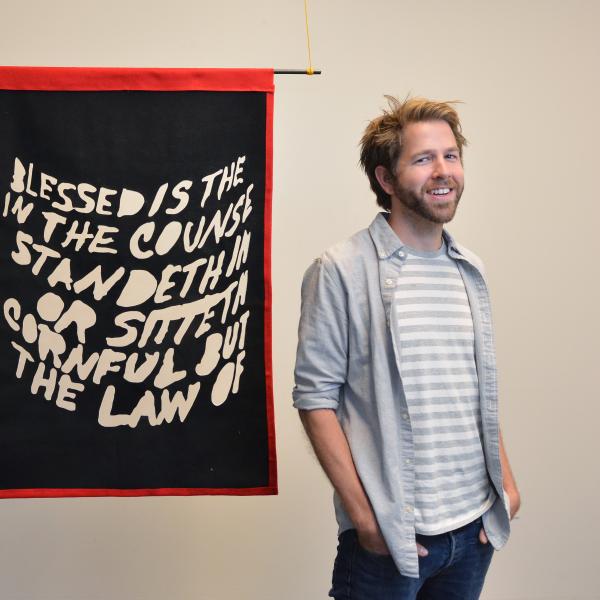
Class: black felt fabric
0,88,272,494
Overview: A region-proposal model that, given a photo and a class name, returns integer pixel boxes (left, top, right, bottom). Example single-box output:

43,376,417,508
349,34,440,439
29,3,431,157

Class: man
293,96,520,599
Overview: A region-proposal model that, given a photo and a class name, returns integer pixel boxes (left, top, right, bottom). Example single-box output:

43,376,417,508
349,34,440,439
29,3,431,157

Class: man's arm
499,428,521,519
299,408,390,555
479,427,521,544
293,258,389,549
294,259,429,557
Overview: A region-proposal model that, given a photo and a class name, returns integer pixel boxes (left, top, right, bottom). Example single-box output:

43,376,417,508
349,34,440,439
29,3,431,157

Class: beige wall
1,1,598,598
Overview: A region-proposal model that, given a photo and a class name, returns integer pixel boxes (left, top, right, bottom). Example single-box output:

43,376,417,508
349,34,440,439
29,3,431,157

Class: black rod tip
274,69,322,75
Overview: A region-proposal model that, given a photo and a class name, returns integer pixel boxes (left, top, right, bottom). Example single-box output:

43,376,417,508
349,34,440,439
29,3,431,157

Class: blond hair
359,96,467,210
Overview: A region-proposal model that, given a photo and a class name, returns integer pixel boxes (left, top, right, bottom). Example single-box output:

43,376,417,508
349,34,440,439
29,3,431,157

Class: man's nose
432,157,450,179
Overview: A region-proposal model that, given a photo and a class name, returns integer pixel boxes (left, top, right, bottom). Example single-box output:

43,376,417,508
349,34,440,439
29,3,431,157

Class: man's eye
446,154,459,160
415,156,430,164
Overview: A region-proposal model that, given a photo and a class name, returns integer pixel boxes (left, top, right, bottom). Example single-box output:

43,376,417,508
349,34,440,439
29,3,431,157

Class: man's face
390,120,464,224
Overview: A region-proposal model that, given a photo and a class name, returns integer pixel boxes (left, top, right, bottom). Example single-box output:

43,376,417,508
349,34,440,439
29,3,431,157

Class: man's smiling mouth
428,187,452,196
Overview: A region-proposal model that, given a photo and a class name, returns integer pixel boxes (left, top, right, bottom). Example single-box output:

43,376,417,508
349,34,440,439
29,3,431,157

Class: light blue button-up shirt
293,213,510,578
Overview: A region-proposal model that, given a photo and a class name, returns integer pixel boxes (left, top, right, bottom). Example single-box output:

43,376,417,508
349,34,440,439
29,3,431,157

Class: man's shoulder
300,225,376,295
446,234,488,278
316,225,375,272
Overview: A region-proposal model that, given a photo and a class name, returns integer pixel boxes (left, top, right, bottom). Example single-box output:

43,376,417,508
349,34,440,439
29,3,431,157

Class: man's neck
387,206,444,252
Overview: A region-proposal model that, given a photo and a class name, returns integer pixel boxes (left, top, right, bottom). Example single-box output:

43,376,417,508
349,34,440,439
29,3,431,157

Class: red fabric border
0,66,274,92
0,68,277,498
0,487,275,499
263,88,278,494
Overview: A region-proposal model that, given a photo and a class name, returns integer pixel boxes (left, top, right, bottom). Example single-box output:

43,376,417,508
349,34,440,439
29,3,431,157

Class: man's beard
392,180,462,224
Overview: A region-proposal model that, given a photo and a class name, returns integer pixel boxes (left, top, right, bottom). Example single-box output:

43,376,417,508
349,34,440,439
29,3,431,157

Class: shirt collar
368,212,464,260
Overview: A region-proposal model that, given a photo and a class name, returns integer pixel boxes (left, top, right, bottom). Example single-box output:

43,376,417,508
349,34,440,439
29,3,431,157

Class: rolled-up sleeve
292,255,349,411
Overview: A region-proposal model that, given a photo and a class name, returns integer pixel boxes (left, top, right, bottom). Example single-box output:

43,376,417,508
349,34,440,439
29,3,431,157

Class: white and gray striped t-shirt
393,240,495,535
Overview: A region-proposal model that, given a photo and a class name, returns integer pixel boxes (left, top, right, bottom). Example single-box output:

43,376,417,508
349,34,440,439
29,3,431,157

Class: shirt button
385,278,394,286
398,251,405,259
402,412,409,420
405,505,413,513
379,252,386,259
405,459,411,465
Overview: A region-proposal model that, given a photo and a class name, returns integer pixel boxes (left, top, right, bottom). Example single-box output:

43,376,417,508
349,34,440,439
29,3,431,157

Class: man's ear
374,165,395,196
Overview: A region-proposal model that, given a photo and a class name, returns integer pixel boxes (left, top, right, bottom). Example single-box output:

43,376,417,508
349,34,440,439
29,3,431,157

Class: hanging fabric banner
0,66,276,497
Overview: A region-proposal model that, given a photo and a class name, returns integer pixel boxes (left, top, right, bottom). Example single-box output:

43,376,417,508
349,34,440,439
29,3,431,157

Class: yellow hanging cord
304,0,315,75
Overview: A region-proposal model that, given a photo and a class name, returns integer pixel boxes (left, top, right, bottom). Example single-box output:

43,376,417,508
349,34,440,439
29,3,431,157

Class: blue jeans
329,517,494,600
